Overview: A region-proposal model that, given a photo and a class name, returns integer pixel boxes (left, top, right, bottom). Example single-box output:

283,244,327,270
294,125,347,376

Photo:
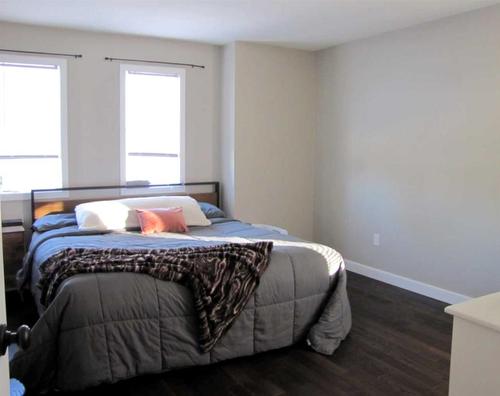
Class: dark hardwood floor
7,271,453,395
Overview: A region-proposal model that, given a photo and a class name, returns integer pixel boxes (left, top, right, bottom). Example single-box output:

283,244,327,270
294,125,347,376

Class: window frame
0,54,68,200
119,63,186,187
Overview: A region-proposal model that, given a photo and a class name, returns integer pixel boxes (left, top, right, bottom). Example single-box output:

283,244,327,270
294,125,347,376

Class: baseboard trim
345,259,470,304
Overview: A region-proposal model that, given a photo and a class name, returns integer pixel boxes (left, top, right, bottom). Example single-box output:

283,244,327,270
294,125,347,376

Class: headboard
31,182,220,222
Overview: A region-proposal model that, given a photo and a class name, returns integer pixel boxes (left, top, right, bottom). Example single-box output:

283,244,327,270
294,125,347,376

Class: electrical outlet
373,233,380,246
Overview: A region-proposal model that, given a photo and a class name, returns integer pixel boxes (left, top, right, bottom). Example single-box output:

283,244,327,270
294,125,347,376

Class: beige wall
0,22,221,221
221,42,317,239
3,8,498,297
315,5,500,297
1,23,317,241
219,43,236,216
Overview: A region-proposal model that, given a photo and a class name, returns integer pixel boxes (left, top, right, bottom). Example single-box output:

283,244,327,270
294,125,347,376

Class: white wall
0,22,221,221
221,42,317,239
315,5,500,297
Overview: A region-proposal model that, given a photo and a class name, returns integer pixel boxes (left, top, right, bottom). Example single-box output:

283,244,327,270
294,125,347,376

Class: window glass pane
0,158,61,192
124,69,181,184
126,156,180,185
0,64,61,156
0,60,63,192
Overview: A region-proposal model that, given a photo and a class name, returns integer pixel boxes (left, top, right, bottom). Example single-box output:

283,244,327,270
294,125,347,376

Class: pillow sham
75,195,210,231
198,202,225,219
32,213,77,232
136,207,188,234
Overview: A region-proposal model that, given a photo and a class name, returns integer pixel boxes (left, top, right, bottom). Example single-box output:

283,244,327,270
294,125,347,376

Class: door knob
0,324,31,356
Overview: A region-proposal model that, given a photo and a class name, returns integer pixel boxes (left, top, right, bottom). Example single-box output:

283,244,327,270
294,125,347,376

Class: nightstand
2,220,25,292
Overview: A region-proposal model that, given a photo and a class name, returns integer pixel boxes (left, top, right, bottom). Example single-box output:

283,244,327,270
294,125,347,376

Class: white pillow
75,195,211,231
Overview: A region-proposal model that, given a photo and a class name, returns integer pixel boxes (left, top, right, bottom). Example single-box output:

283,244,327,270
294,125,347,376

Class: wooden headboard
31,182,220,222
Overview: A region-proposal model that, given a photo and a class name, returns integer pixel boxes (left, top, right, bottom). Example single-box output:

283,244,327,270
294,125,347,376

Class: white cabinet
445,293,500,396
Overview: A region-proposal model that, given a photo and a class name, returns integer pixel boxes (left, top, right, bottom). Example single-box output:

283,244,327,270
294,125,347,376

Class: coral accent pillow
136,207,188,234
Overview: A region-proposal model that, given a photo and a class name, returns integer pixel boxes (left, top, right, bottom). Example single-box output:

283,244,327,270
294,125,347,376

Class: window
0,55,67,196
120,64,185,185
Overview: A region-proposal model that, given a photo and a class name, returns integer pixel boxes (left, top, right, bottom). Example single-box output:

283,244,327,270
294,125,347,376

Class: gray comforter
11,218,351,392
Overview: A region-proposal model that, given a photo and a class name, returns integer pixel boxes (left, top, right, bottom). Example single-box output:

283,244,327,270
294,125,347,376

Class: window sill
1,190,70,201
0,192,30,201
119,184,185,196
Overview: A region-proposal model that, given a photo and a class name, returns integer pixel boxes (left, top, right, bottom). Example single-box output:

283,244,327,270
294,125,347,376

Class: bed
10,183,351,392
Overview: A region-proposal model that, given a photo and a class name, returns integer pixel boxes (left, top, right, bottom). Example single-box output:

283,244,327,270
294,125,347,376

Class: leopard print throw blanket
38,242,273,352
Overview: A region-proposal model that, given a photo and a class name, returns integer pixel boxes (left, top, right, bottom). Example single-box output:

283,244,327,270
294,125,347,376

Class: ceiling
0,0,498,50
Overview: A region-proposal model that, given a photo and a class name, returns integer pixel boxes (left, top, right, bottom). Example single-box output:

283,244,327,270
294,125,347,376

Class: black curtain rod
104,56,204,69
0,48,82,59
